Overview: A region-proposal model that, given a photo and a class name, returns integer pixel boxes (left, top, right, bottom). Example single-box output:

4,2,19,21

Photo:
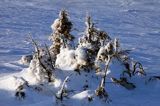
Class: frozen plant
95,46,112,102
122,61,146,78
95,42,114,72
95,39,137,92
79,16,111,54
56,76,69,101
50,10,74,64
76,16,111,71
27,36,55,83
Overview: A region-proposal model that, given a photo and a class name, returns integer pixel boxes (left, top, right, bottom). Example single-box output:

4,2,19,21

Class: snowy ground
0,0,160,106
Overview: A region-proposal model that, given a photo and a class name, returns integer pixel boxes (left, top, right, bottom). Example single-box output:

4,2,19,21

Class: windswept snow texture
0,0,160,106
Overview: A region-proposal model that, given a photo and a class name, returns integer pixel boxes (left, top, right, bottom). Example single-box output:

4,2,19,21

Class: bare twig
56,76,70,101
95,55,112,102
103,55,112,86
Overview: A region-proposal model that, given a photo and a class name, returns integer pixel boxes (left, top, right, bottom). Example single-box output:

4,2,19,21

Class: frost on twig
56,76,69,101
95,50,112,102
95,42,114,73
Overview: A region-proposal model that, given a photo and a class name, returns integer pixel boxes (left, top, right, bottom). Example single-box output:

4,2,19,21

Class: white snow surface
0,0,160,106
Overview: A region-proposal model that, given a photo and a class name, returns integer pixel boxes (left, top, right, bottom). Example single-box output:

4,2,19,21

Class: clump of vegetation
16,9,156,104
29,35,55,83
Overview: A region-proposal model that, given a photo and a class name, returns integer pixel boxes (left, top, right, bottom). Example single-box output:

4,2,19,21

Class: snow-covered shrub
55,47,77,70
49,10,74,64
55,46,91,72
76,16,111,71
23,36,55,84
30,47,54,83
14,9,148,104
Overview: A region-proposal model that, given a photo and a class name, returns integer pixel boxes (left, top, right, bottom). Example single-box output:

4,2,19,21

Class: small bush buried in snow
28,35,55,83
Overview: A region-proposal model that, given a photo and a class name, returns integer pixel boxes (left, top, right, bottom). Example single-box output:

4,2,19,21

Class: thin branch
103,55,112,86
56,76,70,101
45,44,55,68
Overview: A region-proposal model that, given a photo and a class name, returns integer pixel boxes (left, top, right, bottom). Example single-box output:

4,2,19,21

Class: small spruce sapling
50,10,74,63
79,16,111,55
77,16,111,72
